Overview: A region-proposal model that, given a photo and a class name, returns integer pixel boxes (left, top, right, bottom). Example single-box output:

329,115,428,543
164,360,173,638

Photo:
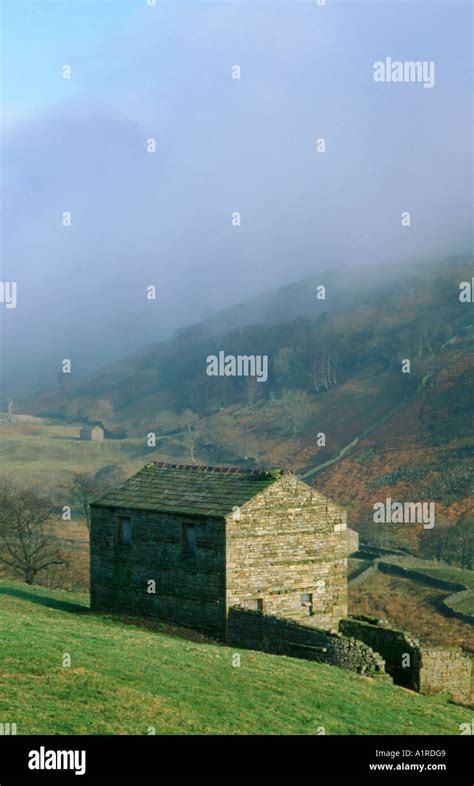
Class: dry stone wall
228,607,388,677
419,649,472,704
377,560,466,592
340,616,421,689
340,616,471,703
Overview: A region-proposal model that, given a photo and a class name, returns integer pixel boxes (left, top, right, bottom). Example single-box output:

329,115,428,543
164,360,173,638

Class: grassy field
348,553,474,649
350,571,474,653
380,555,474,615
347,558,372,581
449,591,474,615
0,580,471,736
0,416,148,487
381,555,474,591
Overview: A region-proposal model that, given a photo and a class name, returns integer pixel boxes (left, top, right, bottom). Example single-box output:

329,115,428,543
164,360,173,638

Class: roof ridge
92,462,296,515
146,461,283,478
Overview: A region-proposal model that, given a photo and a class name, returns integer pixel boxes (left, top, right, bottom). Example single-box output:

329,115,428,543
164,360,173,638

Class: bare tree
197,417,260,463
82,397,114,425
0,477,67,585
309,348,338,392
67,467,128,530
276,390,314,436
413,317,444,360
245,377,261,409
187,422,196,462
188,376,213,413
180,409,199,463
455,516,474,570
68,472,102,531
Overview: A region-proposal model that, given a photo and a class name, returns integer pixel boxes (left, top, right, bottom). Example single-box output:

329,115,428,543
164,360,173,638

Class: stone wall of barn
225,474,348,630
90,505,227,637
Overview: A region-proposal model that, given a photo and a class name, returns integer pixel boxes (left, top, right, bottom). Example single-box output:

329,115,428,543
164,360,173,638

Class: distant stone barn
80,425,104,441
90,462,348,638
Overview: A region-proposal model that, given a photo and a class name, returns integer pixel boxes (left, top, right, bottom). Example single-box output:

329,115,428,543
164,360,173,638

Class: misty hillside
16,256,471,416
14,255,474,551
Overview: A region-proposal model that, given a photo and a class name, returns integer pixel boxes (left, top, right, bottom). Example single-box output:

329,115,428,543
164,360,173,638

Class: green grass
447,591,474,615
410,565,474,592
0,580,470,735
347,558,372,581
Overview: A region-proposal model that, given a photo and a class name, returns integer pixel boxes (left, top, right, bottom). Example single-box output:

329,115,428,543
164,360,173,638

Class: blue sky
1,1,472,392
1,1,141,117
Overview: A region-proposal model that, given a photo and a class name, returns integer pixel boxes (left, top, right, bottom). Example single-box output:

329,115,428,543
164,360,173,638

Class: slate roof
91,461,284,518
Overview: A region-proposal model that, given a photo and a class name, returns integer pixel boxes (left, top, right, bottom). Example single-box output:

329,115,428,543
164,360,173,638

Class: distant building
79,425,104,441
90,461,348,638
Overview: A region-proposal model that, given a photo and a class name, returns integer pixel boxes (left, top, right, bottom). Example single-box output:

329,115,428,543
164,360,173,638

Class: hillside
0,416,146,488
0,580,470,735
11,255,474,551
348,554,474,653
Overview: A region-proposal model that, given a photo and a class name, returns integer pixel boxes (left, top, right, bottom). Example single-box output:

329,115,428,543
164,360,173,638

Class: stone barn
80,425,104,441
90,462,348,639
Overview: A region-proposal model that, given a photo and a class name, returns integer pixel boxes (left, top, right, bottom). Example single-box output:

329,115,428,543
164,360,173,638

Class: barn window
182,523,196,555
300,593,313,613
119,517,132,546
242,599,263,612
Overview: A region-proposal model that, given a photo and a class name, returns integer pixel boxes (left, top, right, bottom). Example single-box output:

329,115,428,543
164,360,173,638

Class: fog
1,0,472,395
